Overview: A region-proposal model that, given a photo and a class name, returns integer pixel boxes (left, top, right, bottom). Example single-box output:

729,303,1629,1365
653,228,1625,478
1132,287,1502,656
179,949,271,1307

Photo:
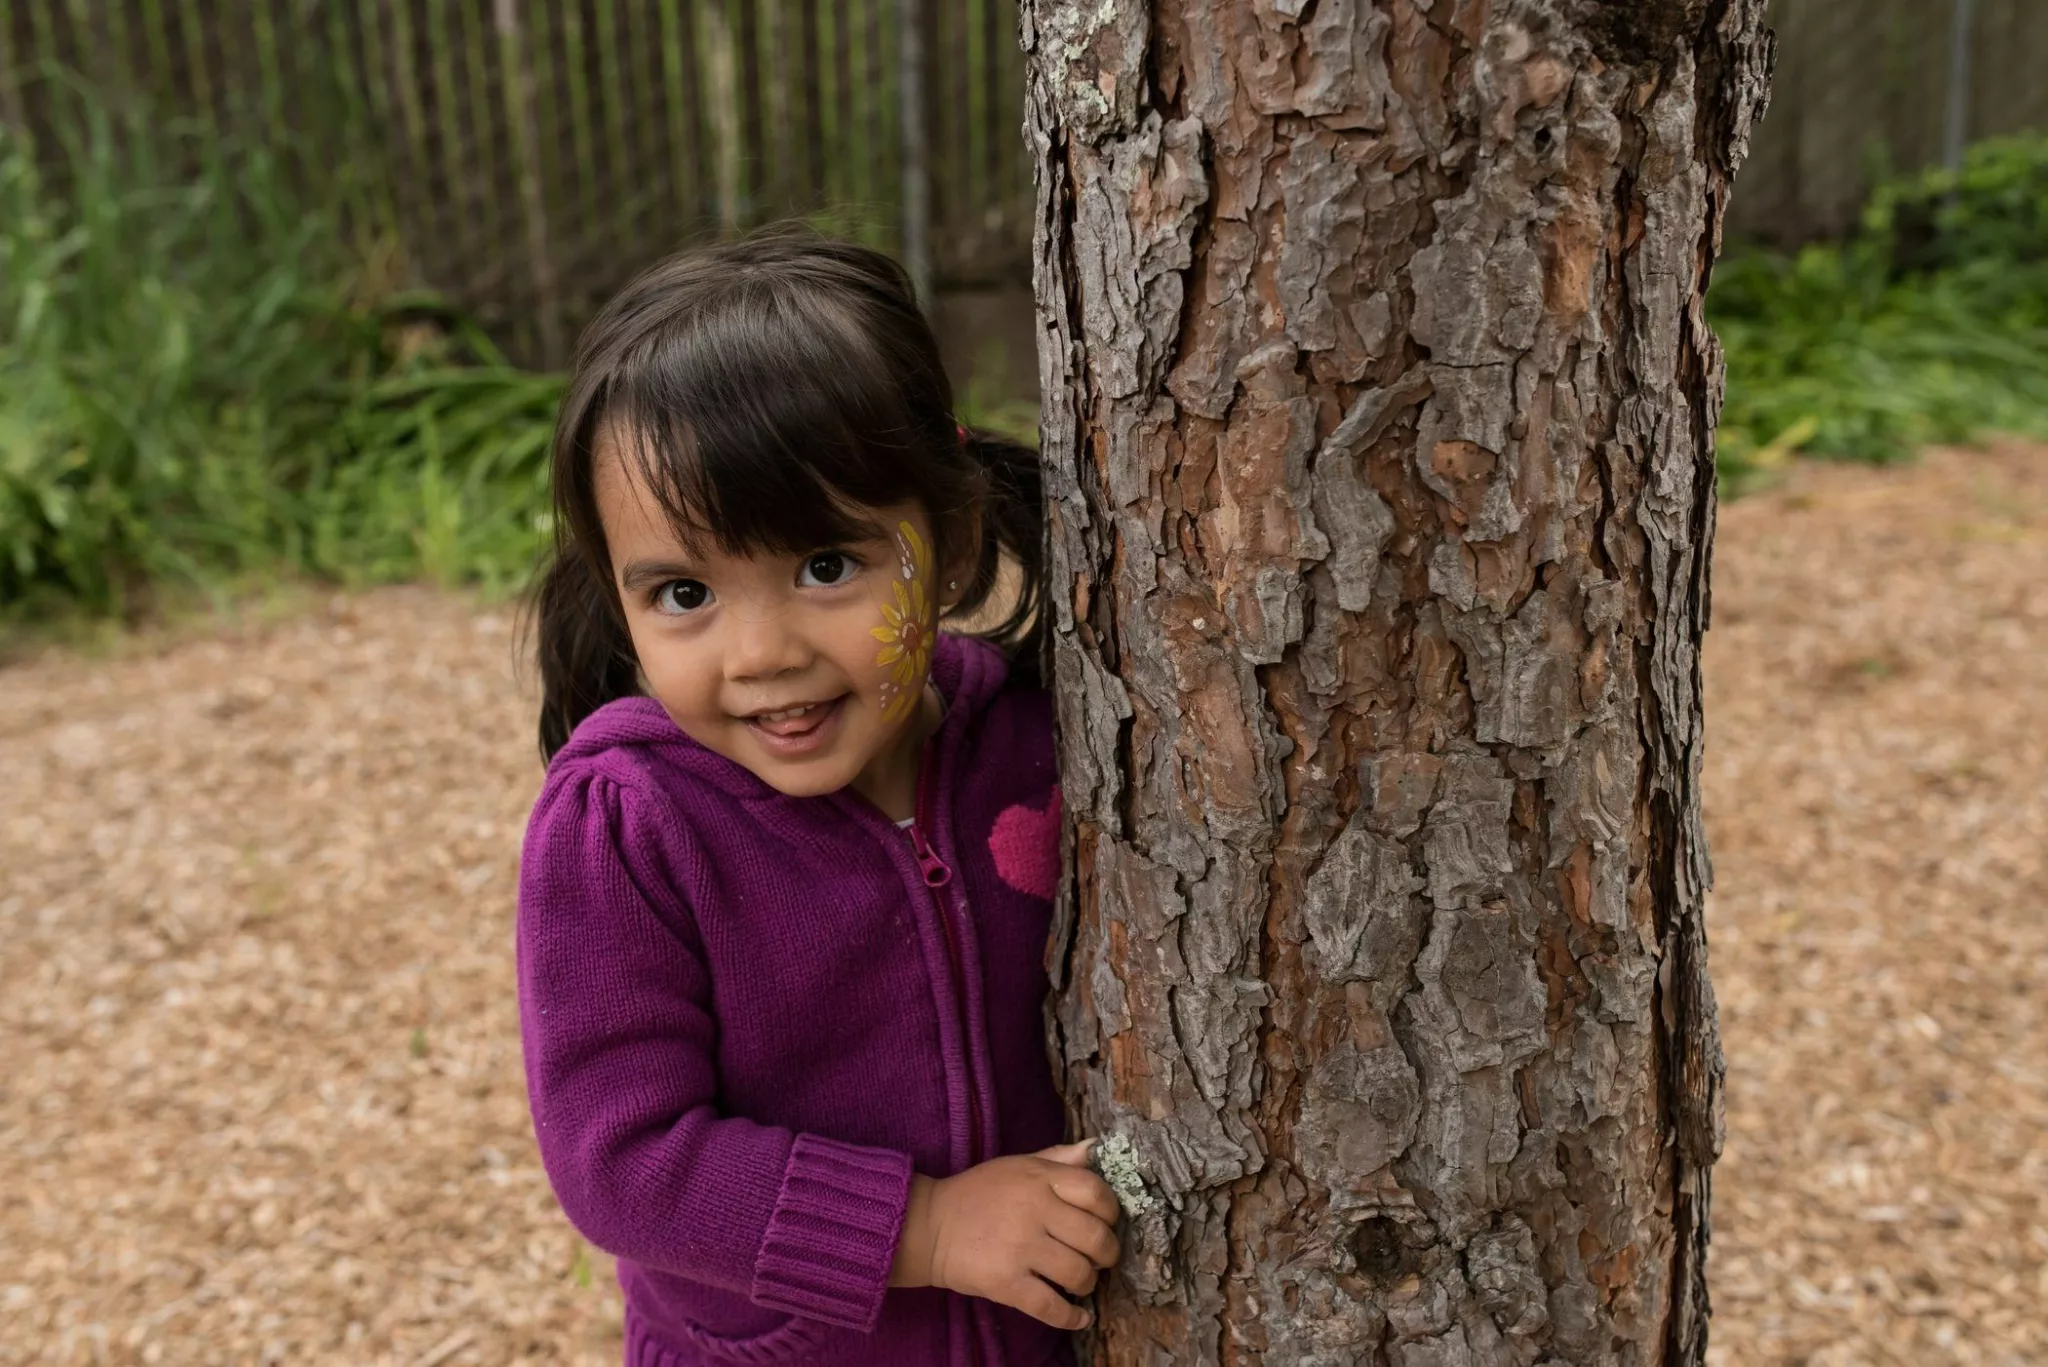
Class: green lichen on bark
1088,1134,1157,1217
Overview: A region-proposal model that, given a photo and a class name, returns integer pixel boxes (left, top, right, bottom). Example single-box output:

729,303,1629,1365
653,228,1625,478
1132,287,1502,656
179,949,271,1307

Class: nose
722,603,812,682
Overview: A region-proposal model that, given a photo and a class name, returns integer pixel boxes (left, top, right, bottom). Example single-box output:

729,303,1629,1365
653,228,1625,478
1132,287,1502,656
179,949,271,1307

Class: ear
937,505,983,611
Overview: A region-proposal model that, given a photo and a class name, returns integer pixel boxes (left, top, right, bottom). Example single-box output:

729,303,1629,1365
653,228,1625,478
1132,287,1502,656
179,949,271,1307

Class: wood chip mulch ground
3,441,2044,1366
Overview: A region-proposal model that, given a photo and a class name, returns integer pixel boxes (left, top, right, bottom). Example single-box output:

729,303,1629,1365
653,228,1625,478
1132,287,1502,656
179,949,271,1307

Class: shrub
0,76,559,619
1712,134,2048,494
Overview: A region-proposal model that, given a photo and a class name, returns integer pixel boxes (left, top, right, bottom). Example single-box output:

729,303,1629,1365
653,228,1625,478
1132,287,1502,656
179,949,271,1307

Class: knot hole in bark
1347,1217,1413,1282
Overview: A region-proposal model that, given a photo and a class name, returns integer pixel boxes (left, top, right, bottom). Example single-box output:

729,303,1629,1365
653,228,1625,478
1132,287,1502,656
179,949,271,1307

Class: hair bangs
609,279,931,561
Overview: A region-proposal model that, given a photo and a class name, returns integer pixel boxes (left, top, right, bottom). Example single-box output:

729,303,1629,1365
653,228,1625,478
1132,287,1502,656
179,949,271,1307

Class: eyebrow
618,559,700,592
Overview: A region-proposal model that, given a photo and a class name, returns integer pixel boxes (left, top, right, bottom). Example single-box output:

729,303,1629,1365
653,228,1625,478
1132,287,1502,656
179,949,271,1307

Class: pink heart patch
989,788,1063,901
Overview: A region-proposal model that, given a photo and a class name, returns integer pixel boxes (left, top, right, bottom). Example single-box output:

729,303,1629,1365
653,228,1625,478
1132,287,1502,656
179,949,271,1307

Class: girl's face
594,439,964,816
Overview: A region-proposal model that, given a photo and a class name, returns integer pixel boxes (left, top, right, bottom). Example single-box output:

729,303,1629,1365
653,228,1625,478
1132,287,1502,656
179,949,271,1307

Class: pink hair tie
955,422,969,445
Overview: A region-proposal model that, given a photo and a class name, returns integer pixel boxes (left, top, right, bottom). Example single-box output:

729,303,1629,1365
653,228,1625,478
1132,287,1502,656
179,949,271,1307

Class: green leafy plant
1712,133,2048,495
0,72,560,621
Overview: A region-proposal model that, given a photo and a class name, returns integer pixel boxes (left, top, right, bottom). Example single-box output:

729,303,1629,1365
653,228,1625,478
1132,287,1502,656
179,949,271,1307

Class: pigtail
950,426,1047,685
531,545,642,764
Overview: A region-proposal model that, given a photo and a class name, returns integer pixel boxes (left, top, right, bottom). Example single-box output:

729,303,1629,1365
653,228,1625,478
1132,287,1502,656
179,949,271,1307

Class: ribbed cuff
751,1133,914,1332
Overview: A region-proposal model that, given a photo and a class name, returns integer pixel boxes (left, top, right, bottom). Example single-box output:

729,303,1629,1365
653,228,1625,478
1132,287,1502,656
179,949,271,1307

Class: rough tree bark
1024,2,1773,1364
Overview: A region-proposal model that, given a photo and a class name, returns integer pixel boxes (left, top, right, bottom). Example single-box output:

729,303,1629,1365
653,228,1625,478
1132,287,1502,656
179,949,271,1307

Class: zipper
906,740,984,1170
905,743,989,1367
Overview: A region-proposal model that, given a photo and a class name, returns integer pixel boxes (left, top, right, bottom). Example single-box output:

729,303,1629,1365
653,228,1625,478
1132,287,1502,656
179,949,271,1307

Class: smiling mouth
742,696,845,740
752,702,828,723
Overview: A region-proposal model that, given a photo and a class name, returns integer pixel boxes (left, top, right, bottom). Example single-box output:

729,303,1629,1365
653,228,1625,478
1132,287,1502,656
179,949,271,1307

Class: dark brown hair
527,224,1045,763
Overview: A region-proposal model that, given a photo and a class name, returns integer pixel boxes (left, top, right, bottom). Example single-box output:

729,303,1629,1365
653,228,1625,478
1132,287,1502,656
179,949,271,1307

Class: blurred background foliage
0,72,1036,623
2,0,2047,622
0,80,564,619
1713,135,2048,495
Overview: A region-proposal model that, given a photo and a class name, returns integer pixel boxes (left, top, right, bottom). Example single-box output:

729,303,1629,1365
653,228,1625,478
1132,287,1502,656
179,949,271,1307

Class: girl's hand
889,1139,1123,1329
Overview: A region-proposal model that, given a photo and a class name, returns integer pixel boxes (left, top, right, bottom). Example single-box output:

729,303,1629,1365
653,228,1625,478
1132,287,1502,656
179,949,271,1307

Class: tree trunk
1024,2,1773,1364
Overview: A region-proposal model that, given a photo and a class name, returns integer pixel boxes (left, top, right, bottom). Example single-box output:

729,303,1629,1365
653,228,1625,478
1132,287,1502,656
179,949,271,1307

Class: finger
1032,1239,1099,1296
1035,1139,1097,1167
1012,1274,1091,1331
1048,1167,1122,1226
1048,1201,1122,1270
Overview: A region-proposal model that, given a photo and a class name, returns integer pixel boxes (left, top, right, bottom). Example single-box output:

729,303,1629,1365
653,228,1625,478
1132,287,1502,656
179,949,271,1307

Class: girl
517,226,1121,1367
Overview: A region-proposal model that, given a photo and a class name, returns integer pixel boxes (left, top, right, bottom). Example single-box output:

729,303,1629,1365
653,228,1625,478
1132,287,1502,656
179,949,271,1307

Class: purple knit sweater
517,632,1076,1367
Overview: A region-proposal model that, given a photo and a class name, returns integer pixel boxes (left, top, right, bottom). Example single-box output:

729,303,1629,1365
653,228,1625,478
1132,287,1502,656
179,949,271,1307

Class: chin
750,762,857,800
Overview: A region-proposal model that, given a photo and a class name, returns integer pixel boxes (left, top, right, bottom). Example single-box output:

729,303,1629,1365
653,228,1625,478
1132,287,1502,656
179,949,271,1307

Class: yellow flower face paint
872,520,934,723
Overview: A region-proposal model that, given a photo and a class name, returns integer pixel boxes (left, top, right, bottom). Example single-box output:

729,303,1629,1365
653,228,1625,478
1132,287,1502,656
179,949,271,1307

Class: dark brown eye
655,579,711,613
799,551,854,587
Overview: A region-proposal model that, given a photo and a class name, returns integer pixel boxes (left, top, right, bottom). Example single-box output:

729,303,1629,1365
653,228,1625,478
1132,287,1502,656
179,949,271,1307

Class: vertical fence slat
325,0,393,261
170,0,215,133
701,0,740,234
735,0,762,227
620,0,655,249
657,0,694,232
762,0,787,218
0,3,26,144
352,0,408,260
829,0,854,213
39,0,79,96
677,0,712,230
983,0,1006,246
526,0,573,322
6,0,65,162
495,0,559,364
137,0,174,106
12,0,2039,375
381,0,438,281
453,0,510,311
250,0,291,178
103,0,141,96
591,0,636,254
950,0,968,246
25,0,64,115
586,0,620,252
897,0,929,302
68,0,127,103
556,1,598,299
863,0,886,233
615,0,668,251
800,0,824,210
421,0,473,301
206,0,252,130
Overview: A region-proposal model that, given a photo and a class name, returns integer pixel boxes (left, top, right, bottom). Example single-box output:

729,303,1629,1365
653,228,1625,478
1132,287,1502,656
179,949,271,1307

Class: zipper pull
906,823,954,887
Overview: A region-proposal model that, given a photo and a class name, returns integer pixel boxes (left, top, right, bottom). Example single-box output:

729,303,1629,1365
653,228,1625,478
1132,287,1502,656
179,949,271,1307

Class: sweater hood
547,630,1015,797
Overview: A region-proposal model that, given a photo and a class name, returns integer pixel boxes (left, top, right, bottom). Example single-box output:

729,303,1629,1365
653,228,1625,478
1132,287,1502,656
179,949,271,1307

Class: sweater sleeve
516,765,913,1333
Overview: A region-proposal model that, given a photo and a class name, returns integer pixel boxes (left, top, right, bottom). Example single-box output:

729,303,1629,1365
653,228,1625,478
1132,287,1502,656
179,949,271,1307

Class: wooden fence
1729,0,2048,245
0,0,1032,368
1,0,2045,368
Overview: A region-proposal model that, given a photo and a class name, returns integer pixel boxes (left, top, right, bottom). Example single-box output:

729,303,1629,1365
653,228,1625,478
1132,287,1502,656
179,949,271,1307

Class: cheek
830,596,915,691
849,611,906,684
629,628,714,714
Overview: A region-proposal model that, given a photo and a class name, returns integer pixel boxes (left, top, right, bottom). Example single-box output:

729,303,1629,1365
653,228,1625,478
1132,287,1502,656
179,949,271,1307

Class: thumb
1035,1139,1098,1168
